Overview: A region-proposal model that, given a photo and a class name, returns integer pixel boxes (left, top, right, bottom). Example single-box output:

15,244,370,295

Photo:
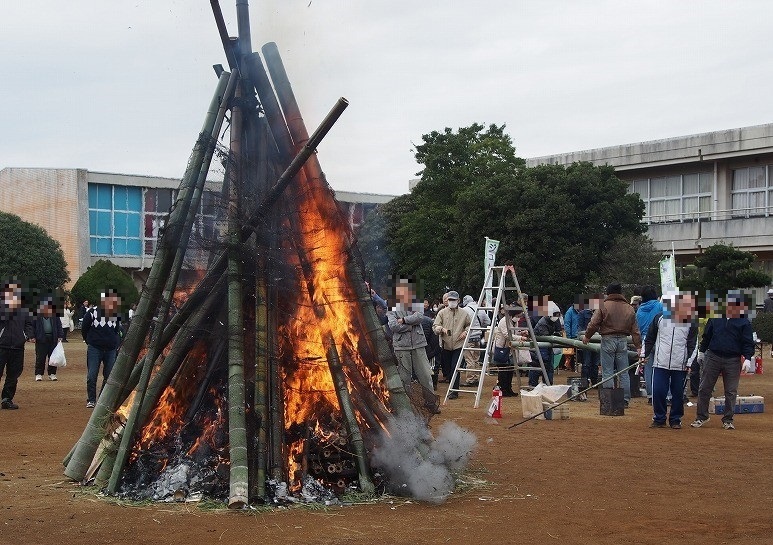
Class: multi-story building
527,123,773,289
0,167,395,289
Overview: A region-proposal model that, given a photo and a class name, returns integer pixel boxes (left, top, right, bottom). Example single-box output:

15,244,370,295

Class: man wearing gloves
387,277,439,414
643,292,698,429
432,291,471,399
692,291,755,430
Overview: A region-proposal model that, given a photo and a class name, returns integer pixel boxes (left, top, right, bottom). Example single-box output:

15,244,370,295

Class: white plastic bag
49,342,67,368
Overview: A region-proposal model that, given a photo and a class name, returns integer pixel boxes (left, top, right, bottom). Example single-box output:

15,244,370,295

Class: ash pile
63,0,475,508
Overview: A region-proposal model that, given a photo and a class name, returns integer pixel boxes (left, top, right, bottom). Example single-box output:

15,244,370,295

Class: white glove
742,359,753,373
697,351,705,363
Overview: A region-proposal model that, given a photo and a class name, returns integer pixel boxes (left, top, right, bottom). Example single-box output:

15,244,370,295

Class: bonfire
62,0,475,508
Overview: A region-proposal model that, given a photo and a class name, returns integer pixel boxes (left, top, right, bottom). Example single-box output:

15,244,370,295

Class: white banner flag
484,237,500,307
659,254,678,294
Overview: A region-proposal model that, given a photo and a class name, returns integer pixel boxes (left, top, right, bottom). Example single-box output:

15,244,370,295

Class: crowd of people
371,277,766,430
0,281,124,410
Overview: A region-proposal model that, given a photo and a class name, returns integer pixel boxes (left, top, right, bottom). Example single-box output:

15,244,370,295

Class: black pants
62,327,70,341
689,359,701,395
1,348,25,401
34,335,57,376
441,348,463,388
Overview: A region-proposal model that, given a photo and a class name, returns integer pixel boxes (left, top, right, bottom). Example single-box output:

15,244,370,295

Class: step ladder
442,265,551,408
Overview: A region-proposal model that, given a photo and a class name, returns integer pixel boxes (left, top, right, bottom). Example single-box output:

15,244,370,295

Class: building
0,167,396,289
527,123,773,288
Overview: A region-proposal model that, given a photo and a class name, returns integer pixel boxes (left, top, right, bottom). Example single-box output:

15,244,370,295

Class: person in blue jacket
636,285,663,404
563,298,580,371
577,295,600,386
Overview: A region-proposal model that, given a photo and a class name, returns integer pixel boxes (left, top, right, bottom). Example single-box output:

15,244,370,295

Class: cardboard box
710,396,765,415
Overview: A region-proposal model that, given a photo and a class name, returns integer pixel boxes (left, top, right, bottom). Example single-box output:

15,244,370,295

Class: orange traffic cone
487,386,503,418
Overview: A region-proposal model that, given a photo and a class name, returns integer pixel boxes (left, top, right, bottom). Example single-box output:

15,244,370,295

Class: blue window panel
127,187,142,212
114,238,127,255
114,186,128,210
96,238,112,255
90,237,98,254
89,211,98,235
97,185,112,209
126,239,142,256
96,211,111,236
88,185,98,209
127,213,141,236
114,212,128,236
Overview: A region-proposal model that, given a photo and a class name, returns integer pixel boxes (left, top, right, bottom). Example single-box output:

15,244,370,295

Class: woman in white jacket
642,293,698,429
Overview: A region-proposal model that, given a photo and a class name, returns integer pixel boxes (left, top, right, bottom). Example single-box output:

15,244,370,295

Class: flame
278,172,386,485
187,386,227,458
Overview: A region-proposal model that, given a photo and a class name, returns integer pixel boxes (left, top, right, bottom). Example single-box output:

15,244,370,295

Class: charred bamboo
65,75,232,481
323,335,374,495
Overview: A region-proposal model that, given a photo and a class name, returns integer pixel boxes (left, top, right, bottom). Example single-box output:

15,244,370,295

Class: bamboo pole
235,0,252,60
65,75,231,481
106,70,238,494
254,270,269,499
322,334,375,495
227,83,249,509
210,0,238,70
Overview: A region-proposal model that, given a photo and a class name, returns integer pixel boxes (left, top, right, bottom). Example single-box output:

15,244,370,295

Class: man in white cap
432,291,471,399
764,288,773,313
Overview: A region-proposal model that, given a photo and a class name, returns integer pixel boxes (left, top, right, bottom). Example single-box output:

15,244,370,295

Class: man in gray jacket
387,277,439,414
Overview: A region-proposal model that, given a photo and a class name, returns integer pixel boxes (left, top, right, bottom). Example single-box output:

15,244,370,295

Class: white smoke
371,413,477,504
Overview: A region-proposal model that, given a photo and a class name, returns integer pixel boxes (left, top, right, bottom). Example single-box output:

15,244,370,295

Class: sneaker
86,401,95,409
35,375,43,381
1,398,19,410
690,418,709,428
722,421,735,430
447,392,459,400
49,375,57,381
624,400,630,409
670,422,682,429
649,421,666,428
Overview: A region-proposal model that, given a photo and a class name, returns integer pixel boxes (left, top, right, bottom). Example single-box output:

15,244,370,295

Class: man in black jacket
691,291,755,430
1,281,34,410
82,289,122,408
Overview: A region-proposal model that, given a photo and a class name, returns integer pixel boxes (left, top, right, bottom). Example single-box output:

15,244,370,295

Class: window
88,184,142,256
732,166,771,217
143,188,176,256
628,172,712,223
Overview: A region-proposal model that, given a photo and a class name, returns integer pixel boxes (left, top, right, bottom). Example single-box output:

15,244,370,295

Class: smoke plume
371,413,477,504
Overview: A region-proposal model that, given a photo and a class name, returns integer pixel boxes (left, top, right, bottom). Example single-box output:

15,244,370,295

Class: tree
679,244,771,293
0,211,69,295
588,232,661,294
355,206,394,296
364,122,648,307
70,259,139,310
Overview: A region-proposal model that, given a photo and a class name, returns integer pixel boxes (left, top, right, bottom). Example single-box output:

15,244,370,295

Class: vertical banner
484,237,500,308
659,254,678,294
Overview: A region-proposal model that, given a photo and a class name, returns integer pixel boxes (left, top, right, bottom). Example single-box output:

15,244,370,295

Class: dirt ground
1,341,772,545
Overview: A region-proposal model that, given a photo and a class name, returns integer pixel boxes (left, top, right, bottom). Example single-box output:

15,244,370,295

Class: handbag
492,346,511,365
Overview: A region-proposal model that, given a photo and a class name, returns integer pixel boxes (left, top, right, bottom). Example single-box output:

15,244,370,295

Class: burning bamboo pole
226,82,249,509
322,335,375,495
253,270,269,499
65,74,232,482
106,70,238,494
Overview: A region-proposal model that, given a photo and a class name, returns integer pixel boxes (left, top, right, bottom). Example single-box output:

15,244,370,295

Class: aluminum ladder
442,264,550,408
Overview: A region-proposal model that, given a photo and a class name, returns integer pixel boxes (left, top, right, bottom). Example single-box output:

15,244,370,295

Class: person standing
582,282,642,408
60,303,74,342
764,288,773,357
529,300,563,387
82,289,123,408
644,293,698,429
387,278,439,414
432,291,471,399
577,295,600,387
1,281,34,410
461,294,491,387
636,286,664,404
692,291,755,430
33,298,64,381
493,304,529,396
563,298,580,372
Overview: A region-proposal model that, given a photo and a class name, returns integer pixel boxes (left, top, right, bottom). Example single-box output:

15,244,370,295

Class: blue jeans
86,345,117,404
580,349,599,385
600,335,630,401
652,367,687,425
528,348,554,386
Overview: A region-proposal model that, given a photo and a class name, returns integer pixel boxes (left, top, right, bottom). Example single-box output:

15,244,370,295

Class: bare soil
2,341,772,545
